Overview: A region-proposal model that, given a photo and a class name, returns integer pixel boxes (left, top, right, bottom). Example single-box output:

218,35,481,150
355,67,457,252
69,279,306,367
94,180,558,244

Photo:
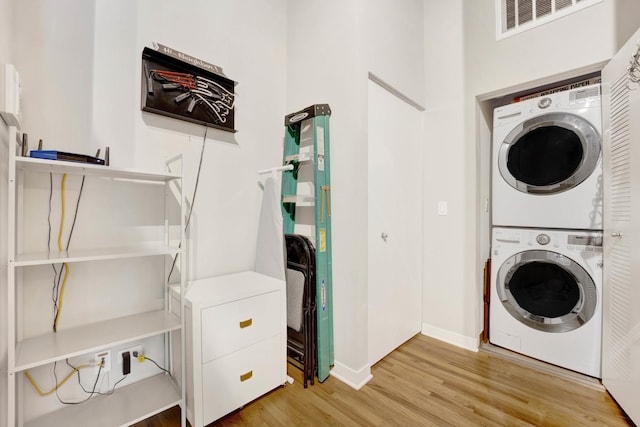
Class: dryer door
496,250,598,332
498,112,601,194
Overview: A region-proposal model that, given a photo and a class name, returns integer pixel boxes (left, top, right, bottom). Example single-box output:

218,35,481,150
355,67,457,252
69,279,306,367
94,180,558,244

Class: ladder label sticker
290,112,309,123
317,127,325,156
321,279,326,312
319,228,326,252
317,126,325,170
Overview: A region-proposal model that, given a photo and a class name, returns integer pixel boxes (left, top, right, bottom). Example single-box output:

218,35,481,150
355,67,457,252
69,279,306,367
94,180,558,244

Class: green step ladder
282,104,334,382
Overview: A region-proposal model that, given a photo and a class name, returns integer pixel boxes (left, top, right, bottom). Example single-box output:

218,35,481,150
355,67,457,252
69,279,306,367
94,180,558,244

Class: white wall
0,0,12,425
0,0,10,62
362,0,425,106
465,1,617,96
287,0,424,388
7,0,287,421
421,0,477,349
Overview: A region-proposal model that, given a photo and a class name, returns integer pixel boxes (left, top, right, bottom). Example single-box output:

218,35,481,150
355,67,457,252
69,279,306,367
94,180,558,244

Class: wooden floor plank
137,334,632,426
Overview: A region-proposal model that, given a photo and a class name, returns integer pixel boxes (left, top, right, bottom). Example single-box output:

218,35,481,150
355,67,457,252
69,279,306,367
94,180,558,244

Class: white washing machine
492,84,603,230
490,227,603,378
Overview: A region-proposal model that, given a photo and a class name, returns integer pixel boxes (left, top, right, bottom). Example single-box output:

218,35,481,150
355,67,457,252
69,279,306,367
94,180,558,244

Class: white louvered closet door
601,26,640,426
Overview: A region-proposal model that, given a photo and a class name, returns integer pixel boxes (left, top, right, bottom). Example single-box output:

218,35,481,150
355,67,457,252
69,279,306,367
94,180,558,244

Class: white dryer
492,84,603,230
490,227,603,378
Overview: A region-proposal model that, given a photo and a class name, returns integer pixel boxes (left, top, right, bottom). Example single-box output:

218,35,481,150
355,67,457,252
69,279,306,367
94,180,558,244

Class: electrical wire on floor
167,125,208,283
50,173,86,332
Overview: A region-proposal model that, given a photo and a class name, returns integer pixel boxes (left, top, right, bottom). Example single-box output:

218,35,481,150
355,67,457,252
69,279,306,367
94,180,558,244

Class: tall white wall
8,0,287,420
287,0,424,388
362,0,426,105
465,0,617,96
421,0,476,349
0,0,10,62
0,0,12,425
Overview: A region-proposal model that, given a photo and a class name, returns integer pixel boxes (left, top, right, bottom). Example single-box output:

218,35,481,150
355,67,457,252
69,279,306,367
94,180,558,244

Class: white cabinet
171,271,287,427
5,126,185,426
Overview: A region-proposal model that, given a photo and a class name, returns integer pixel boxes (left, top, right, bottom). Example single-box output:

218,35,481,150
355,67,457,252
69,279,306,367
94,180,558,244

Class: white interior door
601,26,640,426
367,79,423,366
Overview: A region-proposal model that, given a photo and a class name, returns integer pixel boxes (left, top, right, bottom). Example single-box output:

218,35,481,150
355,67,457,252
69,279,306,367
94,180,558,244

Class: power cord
135,352,171,375
54,359,102,405
167,125,208,283
66,359,128,396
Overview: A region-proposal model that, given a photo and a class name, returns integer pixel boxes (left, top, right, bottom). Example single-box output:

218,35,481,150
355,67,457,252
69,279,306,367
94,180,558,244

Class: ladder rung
282,195,315,205
285,153,313,163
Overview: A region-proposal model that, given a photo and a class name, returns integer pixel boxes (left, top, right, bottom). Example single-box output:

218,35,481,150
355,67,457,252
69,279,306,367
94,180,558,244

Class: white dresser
171,271,287,427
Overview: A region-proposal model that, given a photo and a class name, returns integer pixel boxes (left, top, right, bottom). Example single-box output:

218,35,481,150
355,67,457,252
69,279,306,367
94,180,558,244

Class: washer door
498,112,600,194
496,250,598,332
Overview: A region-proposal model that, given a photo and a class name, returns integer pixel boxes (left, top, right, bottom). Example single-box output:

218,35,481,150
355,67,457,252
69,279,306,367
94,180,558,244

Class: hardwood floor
138,334,632,426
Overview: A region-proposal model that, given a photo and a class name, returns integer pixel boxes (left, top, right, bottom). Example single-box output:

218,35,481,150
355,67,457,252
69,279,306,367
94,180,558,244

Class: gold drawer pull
239,318,253,328
240,370,253,382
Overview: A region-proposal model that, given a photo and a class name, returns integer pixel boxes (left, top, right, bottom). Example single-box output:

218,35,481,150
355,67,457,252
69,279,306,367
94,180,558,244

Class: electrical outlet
117,345,142,364
94,350,111,373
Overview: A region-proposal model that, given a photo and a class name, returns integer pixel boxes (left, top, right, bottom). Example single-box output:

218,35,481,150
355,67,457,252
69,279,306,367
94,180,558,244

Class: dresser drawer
201,290,280,363
202,335,282,424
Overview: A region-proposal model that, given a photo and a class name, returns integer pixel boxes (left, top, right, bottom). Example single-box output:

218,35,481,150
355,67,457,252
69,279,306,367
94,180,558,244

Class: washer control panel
567,233,603,252
492,228,603,254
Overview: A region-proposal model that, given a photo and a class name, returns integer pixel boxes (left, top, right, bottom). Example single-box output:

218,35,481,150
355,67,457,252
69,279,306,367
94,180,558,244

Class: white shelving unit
5,126,186,426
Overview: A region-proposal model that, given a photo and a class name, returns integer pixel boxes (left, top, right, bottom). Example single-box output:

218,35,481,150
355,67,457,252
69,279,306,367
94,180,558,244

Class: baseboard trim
421,323,479,352
330,361,373,390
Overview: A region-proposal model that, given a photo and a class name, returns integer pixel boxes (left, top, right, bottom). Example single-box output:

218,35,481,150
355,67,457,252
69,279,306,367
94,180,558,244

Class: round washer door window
496,250,598,333
498,112,600,194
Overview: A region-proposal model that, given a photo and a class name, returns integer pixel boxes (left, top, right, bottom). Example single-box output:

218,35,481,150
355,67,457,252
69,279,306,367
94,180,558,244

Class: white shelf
14,310,181,372
25,374,180,427
14,244,181,266
15,157,179,182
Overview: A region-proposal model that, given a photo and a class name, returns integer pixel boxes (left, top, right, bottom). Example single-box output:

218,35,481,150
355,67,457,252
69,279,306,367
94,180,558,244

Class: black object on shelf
30,150,106,165
141,46,237,133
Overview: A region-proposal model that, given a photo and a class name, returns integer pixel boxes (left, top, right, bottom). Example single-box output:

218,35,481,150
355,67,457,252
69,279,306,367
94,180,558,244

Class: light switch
438,201,448,216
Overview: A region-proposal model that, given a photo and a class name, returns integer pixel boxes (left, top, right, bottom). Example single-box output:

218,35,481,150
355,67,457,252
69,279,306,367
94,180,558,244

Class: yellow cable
54,173,68,332
25,363,91,397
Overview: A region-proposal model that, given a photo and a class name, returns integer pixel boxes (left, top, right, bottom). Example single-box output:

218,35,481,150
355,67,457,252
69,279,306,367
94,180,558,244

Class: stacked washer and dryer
490,84,604,378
